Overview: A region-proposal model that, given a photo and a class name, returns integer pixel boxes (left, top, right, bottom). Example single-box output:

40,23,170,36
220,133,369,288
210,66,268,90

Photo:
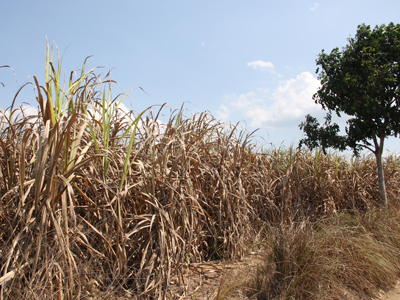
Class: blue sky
1,0,400,153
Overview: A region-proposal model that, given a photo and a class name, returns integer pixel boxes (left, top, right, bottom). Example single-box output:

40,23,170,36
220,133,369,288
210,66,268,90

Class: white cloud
247,60,275,72
217,103,230,121
219,71,324,129
310,3,319,10
257,87,269,93
0,105,38,121
21,105,38,117
229,91,263,109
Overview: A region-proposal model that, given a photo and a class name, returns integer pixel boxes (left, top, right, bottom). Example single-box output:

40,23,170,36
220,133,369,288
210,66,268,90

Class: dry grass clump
241,206,400,300
1,42,400,299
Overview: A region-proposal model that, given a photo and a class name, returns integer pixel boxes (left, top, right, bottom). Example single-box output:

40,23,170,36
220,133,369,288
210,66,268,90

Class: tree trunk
375,148,388,206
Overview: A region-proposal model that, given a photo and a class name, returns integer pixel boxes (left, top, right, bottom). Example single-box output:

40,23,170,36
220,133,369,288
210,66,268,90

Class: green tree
299,23,400,206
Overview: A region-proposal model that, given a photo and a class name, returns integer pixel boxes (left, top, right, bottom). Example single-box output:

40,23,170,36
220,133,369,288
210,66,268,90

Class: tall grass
1,42,400,299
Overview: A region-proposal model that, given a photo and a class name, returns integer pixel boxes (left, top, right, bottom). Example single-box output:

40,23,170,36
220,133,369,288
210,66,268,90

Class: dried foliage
242,206,400,300
1,43,400,299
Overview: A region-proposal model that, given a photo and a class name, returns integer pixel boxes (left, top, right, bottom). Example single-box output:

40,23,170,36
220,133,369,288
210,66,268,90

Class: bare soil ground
378,282,400,300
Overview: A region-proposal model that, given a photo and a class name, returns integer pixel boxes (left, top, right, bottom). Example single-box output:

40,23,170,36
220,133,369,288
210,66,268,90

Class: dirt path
169,254,400,300
378,282,400,300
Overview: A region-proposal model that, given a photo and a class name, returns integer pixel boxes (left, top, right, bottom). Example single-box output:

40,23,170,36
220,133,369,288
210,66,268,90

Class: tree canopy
299,22,400,205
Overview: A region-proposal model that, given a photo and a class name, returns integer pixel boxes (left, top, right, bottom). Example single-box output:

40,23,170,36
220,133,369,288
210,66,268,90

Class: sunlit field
1,44,400,299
